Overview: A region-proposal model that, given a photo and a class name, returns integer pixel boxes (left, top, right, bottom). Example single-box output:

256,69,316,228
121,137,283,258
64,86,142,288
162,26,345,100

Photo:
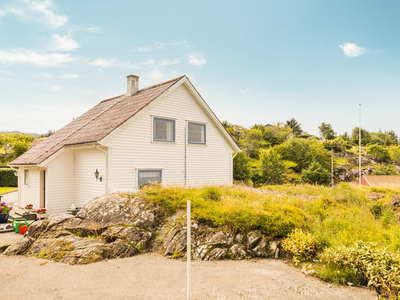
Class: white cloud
156,58,182,67
9,8,24,16
147,70,163,79
239,88,252,95
91,57,155,69
136,46,152,52
38,73,53,78
0,48,75,66
24,0,68,28
154,42,165,49
154,40,186,50
92,57,117,67
339,42,367,58
0,10,5,17
49,85,61,91
50,34,79,51
63,74,80,79
0,70,13,75
189,53,206,67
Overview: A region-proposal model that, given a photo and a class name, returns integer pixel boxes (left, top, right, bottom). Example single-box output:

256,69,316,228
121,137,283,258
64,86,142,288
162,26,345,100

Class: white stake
187,200,191,300
359,103,362,188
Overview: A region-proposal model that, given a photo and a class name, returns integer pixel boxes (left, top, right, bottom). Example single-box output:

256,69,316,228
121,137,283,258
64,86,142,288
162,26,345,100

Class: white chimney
127,75,139,96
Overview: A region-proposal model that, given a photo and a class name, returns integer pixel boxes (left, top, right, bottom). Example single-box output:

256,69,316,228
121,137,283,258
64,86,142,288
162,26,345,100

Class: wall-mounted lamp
94,169,102,182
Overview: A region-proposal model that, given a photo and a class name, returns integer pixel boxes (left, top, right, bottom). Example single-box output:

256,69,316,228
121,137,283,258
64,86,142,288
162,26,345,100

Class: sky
1,0,400,136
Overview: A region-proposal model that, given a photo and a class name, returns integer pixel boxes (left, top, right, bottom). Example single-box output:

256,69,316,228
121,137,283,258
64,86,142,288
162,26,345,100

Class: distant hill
0,131,40,138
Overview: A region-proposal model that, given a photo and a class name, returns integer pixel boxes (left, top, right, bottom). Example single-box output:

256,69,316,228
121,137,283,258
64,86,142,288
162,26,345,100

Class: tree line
224,118,400,186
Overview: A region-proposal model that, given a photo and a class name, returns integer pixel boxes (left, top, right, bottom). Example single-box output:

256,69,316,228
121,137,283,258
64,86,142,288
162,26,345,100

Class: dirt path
1,254,376,300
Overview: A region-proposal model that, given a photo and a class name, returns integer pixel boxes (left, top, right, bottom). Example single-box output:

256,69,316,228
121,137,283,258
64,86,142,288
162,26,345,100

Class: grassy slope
0,187,17,194
139,183,400,250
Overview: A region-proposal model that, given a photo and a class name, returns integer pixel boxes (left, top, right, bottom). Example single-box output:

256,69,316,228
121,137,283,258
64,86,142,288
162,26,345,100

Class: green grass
335,157,348,166
138,185,308,237
0,187,17,194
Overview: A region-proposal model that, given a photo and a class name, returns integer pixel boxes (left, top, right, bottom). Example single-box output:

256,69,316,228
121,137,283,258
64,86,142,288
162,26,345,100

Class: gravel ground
0,253,377,300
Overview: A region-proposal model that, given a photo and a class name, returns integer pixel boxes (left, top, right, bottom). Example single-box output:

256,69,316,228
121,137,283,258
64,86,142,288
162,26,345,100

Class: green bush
282,228,320,265
233,152,252,182
276,138,331,172
300,162,331,185
367,144,392,162
373,164,398,175
323,136,351,152
259,148,288,185
319,242,400,298
0,168,17,187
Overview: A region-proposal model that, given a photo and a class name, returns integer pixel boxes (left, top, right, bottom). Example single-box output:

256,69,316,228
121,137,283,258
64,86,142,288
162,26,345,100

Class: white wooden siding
74,147,106,207
19,167,40,209
104,84,233,191
45,149,75,215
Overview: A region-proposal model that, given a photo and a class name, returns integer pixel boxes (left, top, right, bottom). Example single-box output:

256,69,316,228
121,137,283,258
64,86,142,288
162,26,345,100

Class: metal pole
187,200,191,300
331,148,334,186
359,103,361,188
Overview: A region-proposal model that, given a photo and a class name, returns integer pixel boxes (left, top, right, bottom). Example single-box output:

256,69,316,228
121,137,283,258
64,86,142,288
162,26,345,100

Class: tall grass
138,183,400,250
139,185,308,237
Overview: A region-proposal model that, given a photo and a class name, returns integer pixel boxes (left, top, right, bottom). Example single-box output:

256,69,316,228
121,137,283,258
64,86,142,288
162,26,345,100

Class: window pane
189,123,205,144
154,119,174,142
24,170,29,185
139,171,161,187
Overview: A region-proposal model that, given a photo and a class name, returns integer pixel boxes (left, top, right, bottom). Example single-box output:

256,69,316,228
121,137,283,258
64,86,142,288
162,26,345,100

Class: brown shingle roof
363,175,400,187
10,76,184,166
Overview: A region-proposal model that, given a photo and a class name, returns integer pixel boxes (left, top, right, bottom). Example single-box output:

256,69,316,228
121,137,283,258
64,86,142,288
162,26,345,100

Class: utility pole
359,103,362,188
331,148,334,186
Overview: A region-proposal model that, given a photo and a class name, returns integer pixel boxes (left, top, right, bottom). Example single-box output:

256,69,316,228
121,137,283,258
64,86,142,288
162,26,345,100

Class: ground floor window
138,170,162,187
24,169,29,185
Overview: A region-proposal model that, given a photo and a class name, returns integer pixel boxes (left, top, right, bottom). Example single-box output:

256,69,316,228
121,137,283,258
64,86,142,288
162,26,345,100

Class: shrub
282,228,320,265
276,138,331,172
0,168,17,187
319,242,400,298
373,164,398,175
259,148,288,185
323,136,351,152
233,152,252,182
300,162,331,185
366,144,392,162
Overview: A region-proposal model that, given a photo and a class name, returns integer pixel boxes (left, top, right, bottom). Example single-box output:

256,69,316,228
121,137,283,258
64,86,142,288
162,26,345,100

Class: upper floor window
24,169,29,185
153,117,175,142
188,122,206,144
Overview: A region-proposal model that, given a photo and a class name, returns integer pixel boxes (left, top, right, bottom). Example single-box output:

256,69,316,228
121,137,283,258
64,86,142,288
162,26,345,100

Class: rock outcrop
2,193,283,264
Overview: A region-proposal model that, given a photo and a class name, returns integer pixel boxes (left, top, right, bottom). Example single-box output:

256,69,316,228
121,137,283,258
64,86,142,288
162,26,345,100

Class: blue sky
1,0,400,136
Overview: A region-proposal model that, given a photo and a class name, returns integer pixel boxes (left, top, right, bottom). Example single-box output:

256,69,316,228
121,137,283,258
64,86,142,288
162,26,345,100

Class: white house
9,75,241,215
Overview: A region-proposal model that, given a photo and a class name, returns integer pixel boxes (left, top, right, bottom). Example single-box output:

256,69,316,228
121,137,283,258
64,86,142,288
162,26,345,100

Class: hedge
0,168,18,187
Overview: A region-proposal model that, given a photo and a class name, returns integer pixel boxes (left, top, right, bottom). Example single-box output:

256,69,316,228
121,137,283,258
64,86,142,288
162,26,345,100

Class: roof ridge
28,96,125,164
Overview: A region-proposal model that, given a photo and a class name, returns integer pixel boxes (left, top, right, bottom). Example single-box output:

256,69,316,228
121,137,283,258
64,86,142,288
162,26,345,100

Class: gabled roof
361,175,400,187
10,75,240,166
10,76,184,166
